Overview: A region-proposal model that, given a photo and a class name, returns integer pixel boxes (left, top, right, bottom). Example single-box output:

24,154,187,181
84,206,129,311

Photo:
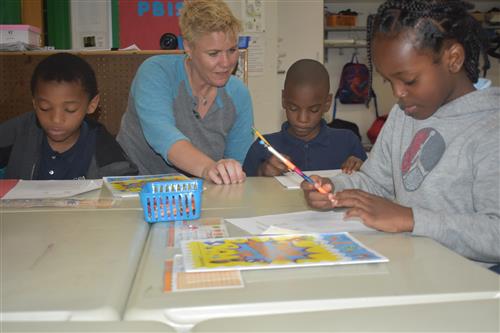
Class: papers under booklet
275,169,342,189
181,232,388,272
0,179,102,200
103,173,189,198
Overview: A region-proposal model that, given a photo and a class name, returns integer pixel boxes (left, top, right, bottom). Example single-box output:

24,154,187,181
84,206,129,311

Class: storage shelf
325,26,366,32
324,41,367,48
324,25,367,60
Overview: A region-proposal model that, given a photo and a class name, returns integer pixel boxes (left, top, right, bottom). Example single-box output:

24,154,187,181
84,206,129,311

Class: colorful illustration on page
187,234,341,270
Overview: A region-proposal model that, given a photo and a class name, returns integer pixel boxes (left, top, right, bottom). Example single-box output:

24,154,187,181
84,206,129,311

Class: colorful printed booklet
103,173,188,198
181,232,388,272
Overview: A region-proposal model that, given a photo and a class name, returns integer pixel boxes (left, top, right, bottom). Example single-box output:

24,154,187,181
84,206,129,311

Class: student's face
372,32,464,120
32,80,98,152
184,31,239,87
282,84,332,142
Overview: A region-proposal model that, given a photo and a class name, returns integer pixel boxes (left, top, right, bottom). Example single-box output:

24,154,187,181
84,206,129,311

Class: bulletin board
0,49,248,136
118,0,183,50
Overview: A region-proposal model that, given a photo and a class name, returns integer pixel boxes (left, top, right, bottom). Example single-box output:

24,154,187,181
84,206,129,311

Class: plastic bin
0,25,41,46
140,179,203,223
327,14,357,27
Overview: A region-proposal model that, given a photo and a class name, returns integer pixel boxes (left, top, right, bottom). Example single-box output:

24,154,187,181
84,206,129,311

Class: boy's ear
281,89,286,108
445,42,465,74
86,94,100,115
323,93,333,113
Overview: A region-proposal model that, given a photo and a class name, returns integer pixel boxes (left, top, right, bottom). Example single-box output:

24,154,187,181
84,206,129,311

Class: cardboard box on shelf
327,14,357,27
0,25,41,46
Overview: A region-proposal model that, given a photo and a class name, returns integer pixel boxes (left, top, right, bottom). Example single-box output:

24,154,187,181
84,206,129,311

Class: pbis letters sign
119,0,184,50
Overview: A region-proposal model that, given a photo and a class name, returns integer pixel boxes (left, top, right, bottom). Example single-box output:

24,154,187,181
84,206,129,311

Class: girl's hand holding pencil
300,175,336,209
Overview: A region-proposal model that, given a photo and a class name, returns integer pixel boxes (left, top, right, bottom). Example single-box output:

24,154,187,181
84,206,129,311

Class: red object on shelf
119,0,183,50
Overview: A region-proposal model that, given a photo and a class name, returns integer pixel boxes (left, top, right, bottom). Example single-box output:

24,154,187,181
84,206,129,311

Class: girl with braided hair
301,0,499,267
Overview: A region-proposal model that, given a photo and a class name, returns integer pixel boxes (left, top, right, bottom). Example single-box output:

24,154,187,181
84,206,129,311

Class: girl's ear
86,94,100,115
445,42,465,74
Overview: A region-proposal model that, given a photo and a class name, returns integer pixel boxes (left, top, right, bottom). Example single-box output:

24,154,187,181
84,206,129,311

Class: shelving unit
325,26,366,32
324,26,367,47
324,25,367,61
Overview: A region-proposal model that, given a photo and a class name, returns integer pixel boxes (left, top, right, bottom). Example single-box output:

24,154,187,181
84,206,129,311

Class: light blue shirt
117,54,254,175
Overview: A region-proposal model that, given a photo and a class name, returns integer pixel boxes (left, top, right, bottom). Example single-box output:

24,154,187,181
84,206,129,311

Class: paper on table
1,179,102,200
165,255,243,292
274,169,342,189
261,225,299,235
226,210,375,235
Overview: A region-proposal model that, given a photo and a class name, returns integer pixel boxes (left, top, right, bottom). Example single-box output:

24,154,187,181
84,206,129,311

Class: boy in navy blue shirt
243,59,366,176
0,53,137,179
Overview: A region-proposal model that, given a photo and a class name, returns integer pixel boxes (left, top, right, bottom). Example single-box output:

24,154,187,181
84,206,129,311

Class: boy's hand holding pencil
258,154,292,176
253,127,329,194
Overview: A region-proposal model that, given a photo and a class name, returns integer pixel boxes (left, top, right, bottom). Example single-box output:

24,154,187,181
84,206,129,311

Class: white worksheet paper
1,179,102,199
274,169,342,189
225,210,375,235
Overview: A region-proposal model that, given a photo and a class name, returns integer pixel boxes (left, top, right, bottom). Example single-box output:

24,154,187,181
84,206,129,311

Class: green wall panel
0,0,21,24
45,0,71,49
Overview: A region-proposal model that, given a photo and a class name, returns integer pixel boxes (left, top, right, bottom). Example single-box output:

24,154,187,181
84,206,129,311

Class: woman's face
184,31,239,87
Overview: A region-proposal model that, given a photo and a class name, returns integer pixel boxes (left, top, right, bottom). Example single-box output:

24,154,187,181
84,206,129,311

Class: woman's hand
341,156,364,174
332,189,414,232
300,175,336,210
257,155,290,176
203,159,246,185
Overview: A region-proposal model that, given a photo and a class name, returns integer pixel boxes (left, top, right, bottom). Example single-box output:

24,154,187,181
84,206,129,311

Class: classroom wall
244,0,500,146
4,0,496,146
226,0,324,136
276,1,324,126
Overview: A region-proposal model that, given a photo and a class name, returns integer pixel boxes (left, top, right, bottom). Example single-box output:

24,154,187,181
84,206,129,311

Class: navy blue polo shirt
36,121,96,180
243,120,367,176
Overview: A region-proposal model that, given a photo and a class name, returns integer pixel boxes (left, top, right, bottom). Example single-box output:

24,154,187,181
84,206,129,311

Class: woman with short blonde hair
117,0,253,184
180,0,241,44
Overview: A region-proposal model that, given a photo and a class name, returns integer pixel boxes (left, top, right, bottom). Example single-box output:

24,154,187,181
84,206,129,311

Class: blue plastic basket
139,179,203,223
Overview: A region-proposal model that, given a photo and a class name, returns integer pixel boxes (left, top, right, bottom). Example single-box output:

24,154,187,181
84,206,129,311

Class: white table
1,177,306,214
123,179,500,332
1,321,175,333
192,298,500,332
2,177,499,332
1,209,148,321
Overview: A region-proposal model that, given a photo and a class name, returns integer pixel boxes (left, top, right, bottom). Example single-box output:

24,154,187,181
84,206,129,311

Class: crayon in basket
140,179,203,223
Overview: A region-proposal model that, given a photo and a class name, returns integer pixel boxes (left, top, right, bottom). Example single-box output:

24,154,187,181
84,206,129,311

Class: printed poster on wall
119,0,184,50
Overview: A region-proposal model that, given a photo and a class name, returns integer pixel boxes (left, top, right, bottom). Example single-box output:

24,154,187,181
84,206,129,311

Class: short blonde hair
179,0,241,44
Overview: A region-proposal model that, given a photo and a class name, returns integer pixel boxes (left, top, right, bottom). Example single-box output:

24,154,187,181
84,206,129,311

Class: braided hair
366,0,490,89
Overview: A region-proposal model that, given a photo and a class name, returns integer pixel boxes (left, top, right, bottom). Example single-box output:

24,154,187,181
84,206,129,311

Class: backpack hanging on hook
332,53,378,119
